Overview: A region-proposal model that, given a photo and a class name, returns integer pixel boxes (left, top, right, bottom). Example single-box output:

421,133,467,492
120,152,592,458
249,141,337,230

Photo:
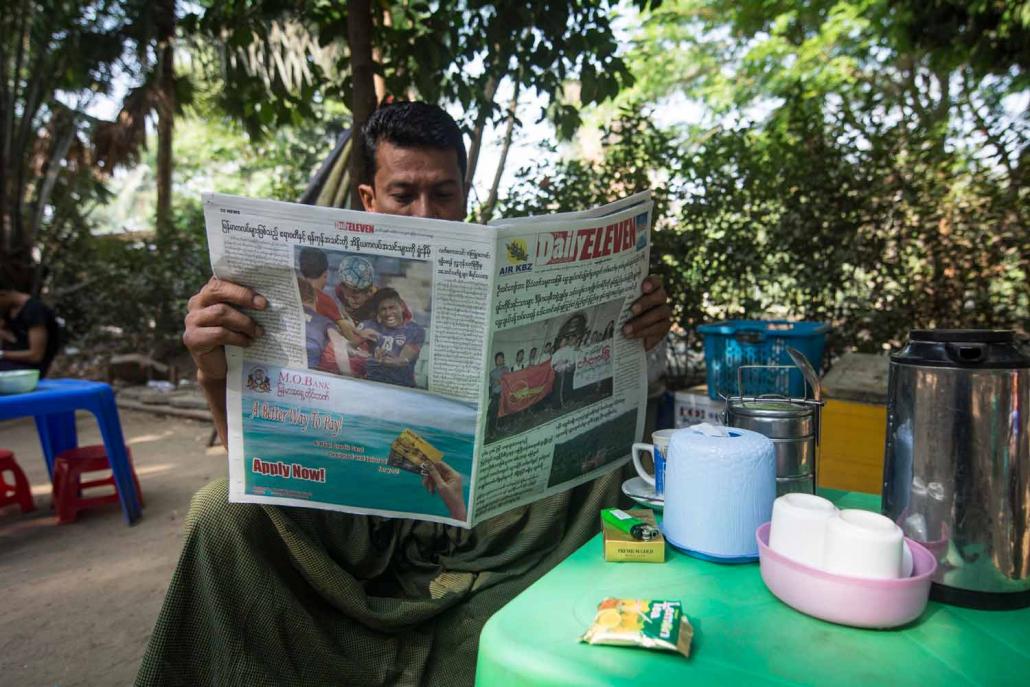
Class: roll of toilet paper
662,425,776,559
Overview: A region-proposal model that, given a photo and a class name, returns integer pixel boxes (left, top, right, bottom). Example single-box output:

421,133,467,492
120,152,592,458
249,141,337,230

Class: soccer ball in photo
338,255,375,290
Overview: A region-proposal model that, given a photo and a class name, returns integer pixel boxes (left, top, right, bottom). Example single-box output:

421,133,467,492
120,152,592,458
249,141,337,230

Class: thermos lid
893,329,1030,369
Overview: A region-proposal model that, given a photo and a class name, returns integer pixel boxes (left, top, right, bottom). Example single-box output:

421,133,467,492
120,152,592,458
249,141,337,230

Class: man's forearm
198,371,230,449
0,348,43,364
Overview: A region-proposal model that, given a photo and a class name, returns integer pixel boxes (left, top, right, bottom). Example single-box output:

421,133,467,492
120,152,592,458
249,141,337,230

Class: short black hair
298,247,329,279
361,102,468,183
370,286,403,311
495,352,505,363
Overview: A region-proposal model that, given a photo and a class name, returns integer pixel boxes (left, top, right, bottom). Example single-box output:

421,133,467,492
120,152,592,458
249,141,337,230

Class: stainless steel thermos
882,329,1030,609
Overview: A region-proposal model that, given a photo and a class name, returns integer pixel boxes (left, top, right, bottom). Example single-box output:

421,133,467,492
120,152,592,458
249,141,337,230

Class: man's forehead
374,142,461,184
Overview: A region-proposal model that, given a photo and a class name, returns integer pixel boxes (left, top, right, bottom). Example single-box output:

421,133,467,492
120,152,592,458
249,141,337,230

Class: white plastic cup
631,429,676,497
901,540,914,577
823,509,905,579
768,493,838,568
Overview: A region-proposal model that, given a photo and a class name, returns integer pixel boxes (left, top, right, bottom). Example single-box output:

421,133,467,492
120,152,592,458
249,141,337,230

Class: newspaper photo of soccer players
485,297,623,444
294,246,433,390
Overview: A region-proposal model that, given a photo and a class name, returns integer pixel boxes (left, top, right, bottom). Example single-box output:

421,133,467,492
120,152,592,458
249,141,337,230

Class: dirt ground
0,409,226,687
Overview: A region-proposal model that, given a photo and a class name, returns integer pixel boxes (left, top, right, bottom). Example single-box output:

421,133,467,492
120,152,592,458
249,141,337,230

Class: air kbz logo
499,238,533,275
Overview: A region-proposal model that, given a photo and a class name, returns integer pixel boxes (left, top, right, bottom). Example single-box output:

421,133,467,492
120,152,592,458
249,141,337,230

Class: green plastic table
475,491,1030,686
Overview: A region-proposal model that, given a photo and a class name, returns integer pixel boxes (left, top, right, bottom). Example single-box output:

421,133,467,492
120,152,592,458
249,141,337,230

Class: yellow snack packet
580,598,693,658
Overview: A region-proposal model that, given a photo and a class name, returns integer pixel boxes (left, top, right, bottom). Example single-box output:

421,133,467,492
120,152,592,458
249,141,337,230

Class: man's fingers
183,325,255,356
629,285,668,316
625,303,672,333
192,276,268,312
186,303,263,338
634,320,673,350
642,274,663,292
630,317,673,341
624,303,672,336
644,333,666,351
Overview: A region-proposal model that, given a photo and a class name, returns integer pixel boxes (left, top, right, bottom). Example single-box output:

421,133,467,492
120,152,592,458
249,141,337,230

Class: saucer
622,477,663,510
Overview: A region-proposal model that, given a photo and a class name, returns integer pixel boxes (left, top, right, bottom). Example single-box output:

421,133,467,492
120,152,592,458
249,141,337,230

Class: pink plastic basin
756,522,937,629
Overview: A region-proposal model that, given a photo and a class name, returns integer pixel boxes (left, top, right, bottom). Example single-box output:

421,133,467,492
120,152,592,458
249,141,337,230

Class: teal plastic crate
697,320,829,400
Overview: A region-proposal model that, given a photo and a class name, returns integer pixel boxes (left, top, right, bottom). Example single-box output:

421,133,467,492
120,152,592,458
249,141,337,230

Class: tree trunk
348,0,376,208
155,0,176,240
372,7,391,104
479,80,520,224
463,72,500,199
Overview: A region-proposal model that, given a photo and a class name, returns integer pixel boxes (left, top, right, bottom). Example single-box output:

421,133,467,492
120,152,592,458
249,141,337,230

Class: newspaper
203,191,654,527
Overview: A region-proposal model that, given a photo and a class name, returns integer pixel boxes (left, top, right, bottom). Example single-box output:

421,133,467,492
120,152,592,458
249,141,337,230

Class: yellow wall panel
818,399,887,495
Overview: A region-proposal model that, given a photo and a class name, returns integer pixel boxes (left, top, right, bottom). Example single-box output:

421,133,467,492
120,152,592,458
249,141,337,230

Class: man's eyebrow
384,178,460,192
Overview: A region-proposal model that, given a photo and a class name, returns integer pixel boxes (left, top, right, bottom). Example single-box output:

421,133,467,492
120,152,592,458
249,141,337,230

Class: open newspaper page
471,194,654,522
204,194,494,526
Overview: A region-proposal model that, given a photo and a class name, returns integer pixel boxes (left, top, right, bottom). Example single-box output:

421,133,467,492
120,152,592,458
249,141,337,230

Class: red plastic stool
52,444,143,524
0,449,36,513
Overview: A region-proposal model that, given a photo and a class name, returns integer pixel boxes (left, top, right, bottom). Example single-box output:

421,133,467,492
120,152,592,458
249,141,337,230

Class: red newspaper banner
499,363,555,417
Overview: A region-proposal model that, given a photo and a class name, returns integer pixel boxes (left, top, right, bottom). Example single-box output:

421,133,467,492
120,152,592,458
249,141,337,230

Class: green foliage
559,0,1029,364
182,1,659,140
499,107,675,221
65,109,340,354
48,200,211,358
500,101,1028,369
0,0,142,284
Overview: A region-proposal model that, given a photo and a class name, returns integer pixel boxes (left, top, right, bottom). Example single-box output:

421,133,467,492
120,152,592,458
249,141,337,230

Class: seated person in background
528,347,539,366
511,348,525,371
354,287,425,388
0,280,60,376
141,101,672,687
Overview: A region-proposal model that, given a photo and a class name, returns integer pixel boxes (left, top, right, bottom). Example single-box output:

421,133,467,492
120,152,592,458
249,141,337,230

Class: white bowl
0,369,40,394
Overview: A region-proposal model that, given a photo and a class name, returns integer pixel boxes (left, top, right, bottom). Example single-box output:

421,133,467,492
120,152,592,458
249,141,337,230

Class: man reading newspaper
136,102,672,687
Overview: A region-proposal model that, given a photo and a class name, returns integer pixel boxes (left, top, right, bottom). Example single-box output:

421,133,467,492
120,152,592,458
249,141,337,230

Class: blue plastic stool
0,379,142,524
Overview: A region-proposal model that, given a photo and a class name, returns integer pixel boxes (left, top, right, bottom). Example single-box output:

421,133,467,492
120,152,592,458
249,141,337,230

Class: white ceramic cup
768,493,838,569
823,509,905,579
631,429,676,497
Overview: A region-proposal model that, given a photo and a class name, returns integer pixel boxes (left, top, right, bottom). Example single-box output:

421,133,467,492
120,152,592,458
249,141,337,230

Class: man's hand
622,274,673,351
421,461,467,521
183,276,267,382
